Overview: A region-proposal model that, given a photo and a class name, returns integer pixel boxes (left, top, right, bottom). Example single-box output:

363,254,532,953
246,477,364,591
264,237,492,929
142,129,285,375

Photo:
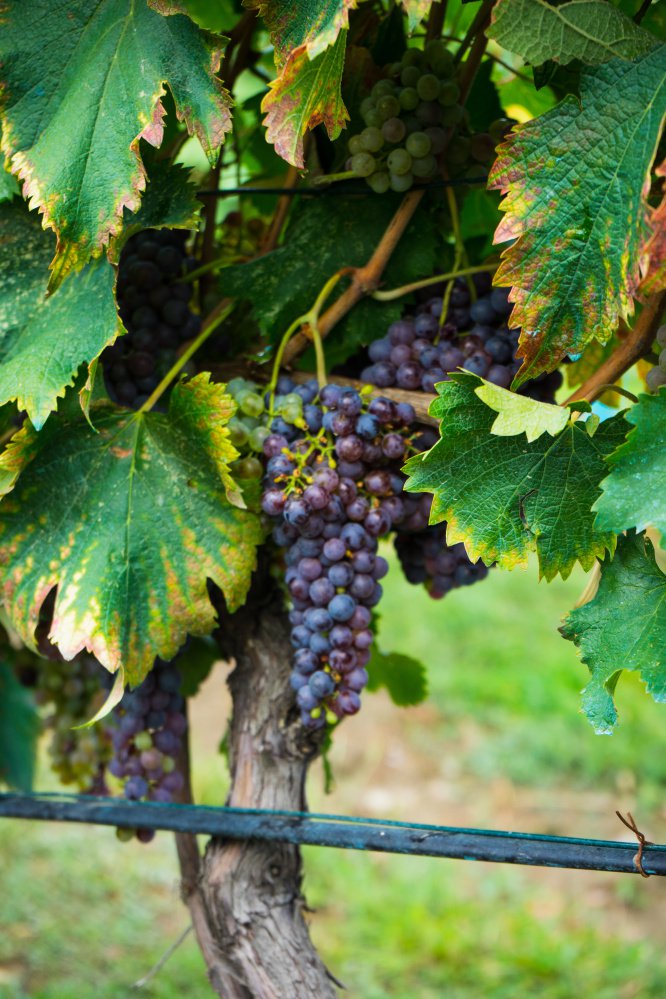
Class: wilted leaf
0,0,231,286
561,532,666,732
0,203,121,429
489,48,666,385
489,0,655,66
593,388,666,537
0,377,262,685
402,373,627,580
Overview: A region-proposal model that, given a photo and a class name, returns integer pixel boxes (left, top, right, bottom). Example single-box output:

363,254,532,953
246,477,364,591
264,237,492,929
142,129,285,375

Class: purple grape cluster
394,524,489,599
261,377,431,728
361,276,562,402
109,659,187,843
103,229,200,408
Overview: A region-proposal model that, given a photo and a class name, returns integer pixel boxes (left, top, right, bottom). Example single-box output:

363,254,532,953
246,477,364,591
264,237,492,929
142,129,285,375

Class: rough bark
178,575,337,999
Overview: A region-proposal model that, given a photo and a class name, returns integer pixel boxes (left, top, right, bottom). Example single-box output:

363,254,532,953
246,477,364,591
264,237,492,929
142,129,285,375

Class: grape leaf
263,29,349,168
561,532,666,732
0,376,263,685
488,0,655,67
489,47,666,385
110,154,201,262
366,646,428,706
400,1,433,30
0,203,121,430
474,379,570,442
150,0,236,32
250,0,355,65
402,372,627,580
0,659,39,790
218,193,438,366
593,389,666,537
0,0,231,288
0,131,18,203
641,158,666,294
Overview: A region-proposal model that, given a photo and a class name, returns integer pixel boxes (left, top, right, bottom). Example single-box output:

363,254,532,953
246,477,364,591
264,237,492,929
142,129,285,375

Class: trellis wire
197,175,489,198
1,793,663,876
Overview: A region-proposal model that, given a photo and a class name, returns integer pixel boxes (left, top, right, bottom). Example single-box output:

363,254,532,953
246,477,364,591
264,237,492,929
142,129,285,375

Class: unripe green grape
390,171,414,193
363,109,382,129
228,418,250,447
489,117,514,143
387,148,412,175
382,117,406,144
282,403,302,424
351,152,376,177
470,132,496,164
249,425,270,452
359,96,375,117
400,65,420,87
238,390,264,417
405,131,432,158
366,171,390,194
162,756,176,774
402,48,423,67
281,393,302,409
398,86,419,111
425,41,454,78
416,73,440,102
235,456,263,479
411,153,437,178
359,126,384,152
116,827,135,842
372,79,395,100
376,95,401,121
227,377,249,396
348,134,363,156
440,103,465,126
656,325,666,348
135,731,153,751
438,80,460,106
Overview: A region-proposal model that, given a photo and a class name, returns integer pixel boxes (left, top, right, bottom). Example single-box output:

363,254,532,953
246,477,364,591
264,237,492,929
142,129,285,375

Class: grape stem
135,300,234,415
565,290,666,406
313,170,358,186
454,0,494,66
372,263,496,301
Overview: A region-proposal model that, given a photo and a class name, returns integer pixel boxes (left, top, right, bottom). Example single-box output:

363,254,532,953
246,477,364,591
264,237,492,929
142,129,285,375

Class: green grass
2,559,666,998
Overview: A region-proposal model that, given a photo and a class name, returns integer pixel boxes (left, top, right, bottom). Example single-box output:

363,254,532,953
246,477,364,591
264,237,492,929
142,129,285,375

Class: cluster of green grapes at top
647,324,666,392
344,39,511,194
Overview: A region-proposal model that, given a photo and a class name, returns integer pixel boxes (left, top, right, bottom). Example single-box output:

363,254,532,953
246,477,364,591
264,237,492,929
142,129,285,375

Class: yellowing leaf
489,47,666,385
401,1,433,31
0,385,262,685
251,0,356,64
475,379,569,442
262,30,349,168
640,158,666,294
0,0,231,286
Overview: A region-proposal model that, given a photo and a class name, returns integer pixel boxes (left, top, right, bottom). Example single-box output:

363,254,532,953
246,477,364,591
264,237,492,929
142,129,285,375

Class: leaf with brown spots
0,382,263,685
0,0,231,289
640,158,666,294
262,28,349,168
489,47,666,386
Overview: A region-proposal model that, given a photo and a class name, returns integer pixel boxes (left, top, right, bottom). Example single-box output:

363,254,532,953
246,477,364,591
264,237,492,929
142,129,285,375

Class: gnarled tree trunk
175,578,338,998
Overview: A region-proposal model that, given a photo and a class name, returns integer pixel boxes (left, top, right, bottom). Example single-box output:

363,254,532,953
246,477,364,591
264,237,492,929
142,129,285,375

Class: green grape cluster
346,40,513,193
36,654,113,793
226,377,271,482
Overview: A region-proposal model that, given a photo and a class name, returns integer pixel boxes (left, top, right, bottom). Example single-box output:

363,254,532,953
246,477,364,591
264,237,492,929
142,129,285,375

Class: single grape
405,131,432,158
360,126,384,153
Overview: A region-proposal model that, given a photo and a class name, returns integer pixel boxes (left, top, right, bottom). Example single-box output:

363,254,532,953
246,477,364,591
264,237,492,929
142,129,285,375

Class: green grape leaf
0,376,262,685
561,532,666,732
110,154,201,262
263,30,349,168
402,373,627,580
366,646,428,707
0,203,121,430
0,659,39,791
475,379,570,441
400,1,433,30
150,0,236,32
178,636,219,697
488,0,655,66
218,194,438,365
593,389,666,537
251,0,355,65
489,48,666,385
0,0,231,288
0,130,18,203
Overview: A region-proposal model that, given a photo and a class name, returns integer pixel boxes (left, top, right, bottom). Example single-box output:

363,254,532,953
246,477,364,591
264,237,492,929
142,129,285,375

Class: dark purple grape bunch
109,659,187,843
261,377,422,729
361,274,563,403
103,229,201,409
394,524,489,599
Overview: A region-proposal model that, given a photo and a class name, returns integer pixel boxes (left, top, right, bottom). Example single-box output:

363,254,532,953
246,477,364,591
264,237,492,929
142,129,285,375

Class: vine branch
565,291,666,405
